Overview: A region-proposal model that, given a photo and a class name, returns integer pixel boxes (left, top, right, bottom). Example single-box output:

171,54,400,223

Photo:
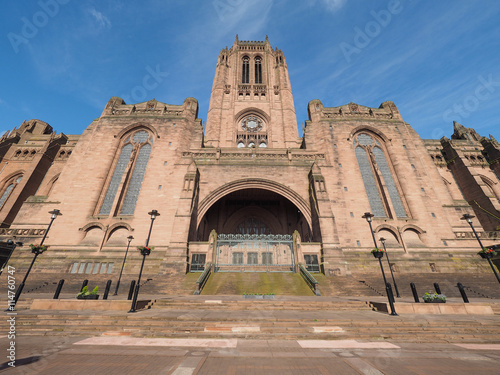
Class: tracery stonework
0,36,499,279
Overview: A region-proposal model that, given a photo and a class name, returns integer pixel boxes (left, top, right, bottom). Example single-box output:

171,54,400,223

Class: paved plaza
1,293,499,375
1,335,500,374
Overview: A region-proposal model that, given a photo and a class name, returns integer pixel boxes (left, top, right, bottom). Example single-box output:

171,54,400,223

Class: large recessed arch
196,178,312,230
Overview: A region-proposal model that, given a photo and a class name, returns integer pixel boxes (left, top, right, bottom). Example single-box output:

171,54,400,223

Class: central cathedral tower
204,35,300,148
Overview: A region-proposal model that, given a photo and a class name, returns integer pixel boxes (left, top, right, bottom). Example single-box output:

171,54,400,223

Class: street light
129,210,159,313
8,209,62,311
379,237,401,298
362,212,398,316
114,235,134,296
461,214,500,284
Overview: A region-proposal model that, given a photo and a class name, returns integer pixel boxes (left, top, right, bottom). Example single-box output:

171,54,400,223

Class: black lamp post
114,235,134,296
379,237,400,298
9,209,61,311
362,212,398,315
461,214,500,284
129,210,159,313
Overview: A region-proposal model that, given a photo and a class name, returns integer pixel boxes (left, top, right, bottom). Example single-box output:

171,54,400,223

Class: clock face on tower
241,116,263,132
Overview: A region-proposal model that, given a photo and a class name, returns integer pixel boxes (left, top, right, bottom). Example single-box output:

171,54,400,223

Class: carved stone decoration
146,99,156,111
349,103,359,112
241,116,263,132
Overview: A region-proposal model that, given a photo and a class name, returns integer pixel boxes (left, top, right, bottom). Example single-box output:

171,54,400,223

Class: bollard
128,280,136,300
80,279,88,292
53,279,65,299
410,282,419,303
434,282,441,295
103,280,112,300
385,283,398,316
457,283,469,303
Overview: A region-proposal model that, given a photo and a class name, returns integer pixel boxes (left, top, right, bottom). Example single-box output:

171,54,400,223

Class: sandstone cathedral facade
1,37,499,281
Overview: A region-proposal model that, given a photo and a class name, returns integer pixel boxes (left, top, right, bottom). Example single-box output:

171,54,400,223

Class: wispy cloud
320,0,346,13
89,8,111,29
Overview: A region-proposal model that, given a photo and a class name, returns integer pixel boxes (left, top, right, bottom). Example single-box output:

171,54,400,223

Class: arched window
242,56,249,84
255,56,262,84
354,132,407,218
98,129,153,216
0,175,22,209
480,175,499,200
236,217,271,235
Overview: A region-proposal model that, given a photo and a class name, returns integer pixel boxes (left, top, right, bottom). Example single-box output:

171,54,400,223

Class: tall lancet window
354,132,407,218
255,56,262,84
99,129,153,216
0,175,22,209
242,56,249,84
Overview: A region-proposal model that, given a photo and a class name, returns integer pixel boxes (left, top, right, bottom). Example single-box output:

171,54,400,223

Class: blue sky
1,0,500,141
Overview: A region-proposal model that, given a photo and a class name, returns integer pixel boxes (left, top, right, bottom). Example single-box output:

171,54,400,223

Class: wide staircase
0,271,200,298
339,273,500,300
3,268,500,343
4,296,499,343
2,270,500,300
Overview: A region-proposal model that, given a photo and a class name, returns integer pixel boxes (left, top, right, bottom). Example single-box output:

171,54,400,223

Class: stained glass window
0,184,14,208
99,129,152,216
133,130,149,143
357,133,373,146
373,147,407,217
236,217,271,235
120,143,151,215
99,143,133,215
354,133,407,218
355,147,386,217
242,56,249,84
255,56,262,84
0,175,22,208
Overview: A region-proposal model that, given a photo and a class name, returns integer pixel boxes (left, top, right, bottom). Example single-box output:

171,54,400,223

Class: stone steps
150,299,372,311
13,320,499,342
4,271,499,298
9,303,500,343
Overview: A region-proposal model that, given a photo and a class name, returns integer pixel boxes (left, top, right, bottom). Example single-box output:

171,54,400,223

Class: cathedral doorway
196,188,311,241
215,233,294,272
194,187,312,272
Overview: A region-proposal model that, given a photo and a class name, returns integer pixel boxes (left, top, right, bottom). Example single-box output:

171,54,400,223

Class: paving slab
3,336,500,374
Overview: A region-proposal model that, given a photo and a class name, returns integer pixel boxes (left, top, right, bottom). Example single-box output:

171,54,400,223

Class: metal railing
194,262,212,295
298,264,321,296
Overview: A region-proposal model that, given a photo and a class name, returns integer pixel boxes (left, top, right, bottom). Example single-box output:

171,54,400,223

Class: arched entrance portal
197,188,311,240
195,188,312,272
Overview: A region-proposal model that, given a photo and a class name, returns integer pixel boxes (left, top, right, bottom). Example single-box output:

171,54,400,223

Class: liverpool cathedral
1,37,499,288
